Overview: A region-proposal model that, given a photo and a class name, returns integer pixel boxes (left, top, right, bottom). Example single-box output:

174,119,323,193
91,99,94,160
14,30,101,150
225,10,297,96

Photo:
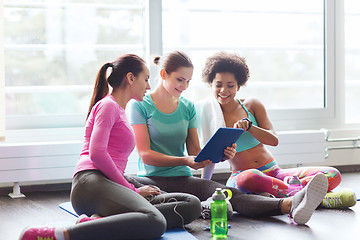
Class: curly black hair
202,51,250,86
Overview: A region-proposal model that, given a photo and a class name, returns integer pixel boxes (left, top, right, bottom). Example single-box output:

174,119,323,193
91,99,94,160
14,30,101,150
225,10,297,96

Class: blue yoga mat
59,202,197,240
59,202,79,217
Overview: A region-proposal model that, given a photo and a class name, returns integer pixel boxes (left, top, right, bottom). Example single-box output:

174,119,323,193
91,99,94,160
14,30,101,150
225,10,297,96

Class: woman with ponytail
19,54,201,240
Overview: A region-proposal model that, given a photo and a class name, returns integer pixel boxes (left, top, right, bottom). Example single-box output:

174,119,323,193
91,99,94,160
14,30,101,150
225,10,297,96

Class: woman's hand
137,185,161,197
222,143,237,161
184,156,212,170
233,119,251,132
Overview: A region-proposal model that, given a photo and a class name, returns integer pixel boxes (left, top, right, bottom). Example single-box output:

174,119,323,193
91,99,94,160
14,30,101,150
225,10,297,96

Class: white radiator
0,141,140,183
0,141,82,183
267,130,326,165
212,130,326,172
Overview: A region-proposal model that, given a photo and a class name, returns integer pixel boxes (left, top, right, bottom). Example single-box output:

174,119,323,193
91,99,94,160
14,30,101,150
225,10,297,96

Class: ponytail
153,56,161,66
87,63,112,119
86,54,146,120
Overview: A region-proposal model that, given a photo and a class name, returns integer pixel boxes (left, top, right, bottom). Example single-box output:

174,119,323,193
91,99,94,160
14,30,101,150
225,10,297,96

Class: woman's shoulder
241,97,267,115
90,96,122,122
178,97,196,113
241,97,263,108
179,96,195,106
95,95,120,111
127,95,154,120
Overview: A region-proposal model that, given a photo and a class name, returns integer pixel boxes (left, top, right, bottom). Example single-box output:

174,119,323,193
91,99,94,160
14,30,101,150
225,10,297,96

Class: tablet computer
195,127,244,163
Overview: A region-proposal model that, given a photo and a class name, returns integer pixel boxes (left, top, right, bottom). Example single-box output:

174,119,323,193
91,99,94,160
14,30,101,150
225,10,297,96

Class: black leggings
68,170,201,240
130,175,283,217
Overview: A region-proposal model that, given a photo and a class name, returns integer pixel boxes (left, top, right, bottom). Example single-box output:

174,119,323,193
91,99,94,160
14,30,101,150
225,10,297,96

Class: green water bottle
211,188,232,240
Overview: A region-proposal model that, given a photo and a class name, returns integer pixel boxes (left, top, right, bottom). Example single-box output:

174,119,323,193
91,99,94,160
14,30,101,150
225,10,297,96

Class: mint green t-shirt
129,94,197,177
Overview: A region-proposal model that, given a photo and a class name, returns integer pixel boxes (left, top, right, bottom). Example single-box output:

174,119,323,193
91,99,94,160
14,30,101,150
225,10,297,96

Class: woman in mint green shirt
129,51,329,225
131,93,199,177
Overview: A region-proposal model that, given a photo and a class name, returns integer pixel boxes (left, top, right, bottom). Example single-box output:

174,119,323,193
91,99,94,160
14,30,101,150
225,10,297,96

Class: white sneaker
290,173,328,225
200,197,233,220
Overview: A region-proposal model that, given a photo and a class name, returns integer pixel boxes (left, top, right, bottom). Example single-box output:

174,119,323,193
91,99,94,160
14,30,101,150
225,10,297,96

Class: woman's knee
167,193,201,223
157,192,201,227
149,210,167,238
123,210,166,239
328,167,342,179
326,167,342,190
183,193,202,221
236,169,263,187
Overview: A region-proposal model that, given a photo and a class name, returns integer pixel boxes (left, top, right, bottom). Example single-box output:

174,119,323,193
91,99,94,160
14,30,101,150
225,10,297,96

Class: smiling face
210,72,240,105
131,65,151,101
162,66,193,98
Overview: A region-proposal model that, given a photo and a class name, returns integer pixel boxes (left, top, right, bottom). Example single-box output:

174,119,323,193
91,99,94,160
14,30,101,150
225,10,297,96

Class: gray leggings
130,175,283,217
68,170,201,240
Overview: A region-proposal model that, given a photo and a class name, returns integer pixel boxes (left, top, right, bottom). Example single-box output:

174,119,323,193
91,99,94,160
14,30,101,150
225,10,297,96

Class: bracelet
241,118,252,131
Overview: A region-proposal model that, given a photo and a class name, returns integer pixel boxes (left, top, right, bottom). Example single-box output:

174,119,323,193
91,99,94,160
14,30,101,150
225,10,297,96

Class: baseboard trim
335,165,360,173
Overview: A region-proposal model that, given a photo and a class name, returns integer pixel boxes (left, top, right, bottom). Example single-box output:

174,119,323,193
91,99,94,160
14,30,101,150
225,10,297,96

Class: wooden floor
1,172,359,240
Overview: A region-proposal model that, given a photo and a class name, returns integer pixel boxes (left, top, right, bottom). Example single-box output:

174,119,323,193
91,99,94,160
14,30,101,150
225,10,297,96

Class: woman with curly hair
197,51,355,209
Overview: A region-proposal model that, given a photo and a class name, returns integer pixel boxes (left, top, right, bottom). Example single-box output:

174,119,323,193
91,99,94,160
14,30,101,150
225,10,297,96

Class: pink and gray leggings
226,159,342,198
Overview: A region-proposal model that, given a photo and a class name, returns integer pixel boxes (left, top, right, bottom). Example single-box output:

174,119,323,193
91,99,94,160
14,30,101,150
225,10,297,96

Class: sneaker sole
292,173,328,225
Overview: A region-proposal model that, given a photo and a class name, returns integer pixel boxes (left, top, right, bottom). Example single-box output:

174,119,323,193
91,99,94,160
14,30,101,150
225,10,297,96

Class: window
161,0,337,130
345,0,360,124
163,0,325,108
1,0,358,135
4,0,145,129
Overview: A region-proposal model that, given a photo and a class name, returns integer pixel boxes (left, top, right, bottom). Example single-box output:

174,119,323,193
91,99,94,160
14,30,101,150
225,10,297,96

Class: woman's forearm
248,125,278,146
138,150,188,167
201,163,216,179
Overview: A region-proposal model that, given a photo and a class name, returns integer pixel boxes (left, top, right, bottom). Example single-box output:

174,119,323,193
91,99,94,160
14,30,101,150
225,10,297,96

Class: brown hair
202,51,250,86
87,54,146,119
153,51,193,74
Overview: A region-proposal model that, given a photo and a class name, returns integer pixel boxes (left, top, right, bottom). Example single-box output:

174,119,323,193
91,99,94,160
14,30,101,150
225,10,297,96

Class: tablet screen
195,127,244,163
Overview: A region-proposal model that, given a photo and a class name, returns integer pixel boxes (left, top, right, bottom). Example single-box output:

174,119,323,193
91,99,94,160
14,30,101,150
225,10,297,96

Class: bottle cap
289,175,301,185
